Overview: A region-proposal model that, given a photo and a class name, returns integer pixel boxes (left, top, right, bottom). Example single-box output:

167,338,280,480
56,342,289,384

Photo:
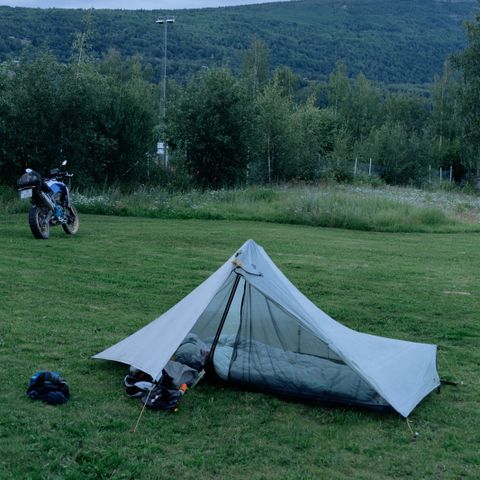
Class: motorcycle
17,160,79,240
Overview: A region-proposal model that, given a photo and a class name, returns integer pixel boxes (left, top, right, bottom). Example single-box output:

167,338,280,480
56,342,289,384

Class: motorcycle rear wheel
29,205,50,239
62,206,79,235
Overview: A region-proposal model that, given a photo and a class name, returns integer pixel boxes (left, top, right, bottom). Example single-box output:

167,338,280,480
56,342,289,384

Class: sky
1,0,291,9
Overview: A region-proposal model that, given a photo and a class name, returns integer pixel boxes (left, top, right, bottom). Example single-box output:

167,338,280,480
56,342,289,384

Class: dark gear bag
27,371,70,405
141,384,184,412
141,370,186,412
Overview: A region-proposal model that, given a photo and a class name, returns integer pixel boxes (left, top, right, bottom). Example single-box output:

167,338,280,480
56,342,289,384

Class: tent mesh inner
190,273,387,408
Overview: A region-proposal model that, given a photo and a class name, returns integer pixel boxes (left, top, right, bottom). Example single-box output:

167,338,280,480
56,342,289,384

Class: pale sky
1,0,291,9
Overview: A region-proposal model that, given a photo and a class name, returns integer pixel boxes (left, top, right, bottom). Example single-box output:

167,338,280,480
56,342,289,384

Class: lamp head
156,17,175,24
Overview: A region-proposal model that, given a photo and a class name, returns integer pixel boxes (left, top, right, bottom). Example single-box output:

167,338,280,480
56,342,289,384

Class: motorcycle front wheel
29,205,50,239
62,205,79,235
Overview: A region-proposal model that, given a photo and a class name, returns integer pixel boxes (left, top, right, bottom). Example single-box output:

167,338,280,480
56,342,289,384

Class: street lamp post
156,16,175,167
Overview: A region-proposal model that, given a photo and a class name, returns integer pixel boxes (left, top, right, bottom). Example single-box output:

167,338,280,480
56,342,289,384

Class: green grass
3,184,480,234
1,214,479,479
68,184,480,233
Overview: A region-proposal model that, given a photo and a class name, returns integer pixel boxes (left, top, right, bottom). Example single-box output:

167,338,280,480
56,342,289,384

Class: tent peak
235,238,258,255
232,239,265,277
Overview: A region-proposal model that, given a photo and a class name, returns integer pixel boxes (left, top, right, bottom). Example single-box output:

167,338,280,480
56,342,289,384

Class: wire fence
320,157,460,185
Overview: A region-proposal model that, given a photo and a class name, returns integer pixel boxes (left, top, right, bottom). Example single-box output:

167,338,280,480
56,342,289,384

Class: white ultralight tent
93,239,440,417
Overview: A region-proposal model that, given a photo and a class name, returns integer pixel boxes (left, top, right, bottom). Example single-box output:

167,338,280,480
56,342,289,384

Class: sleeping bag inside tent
93,239,440,417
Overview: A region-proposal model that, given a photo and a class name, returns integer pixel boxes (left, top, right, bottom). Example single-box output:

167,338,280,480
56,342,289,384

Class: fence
320,156,458,185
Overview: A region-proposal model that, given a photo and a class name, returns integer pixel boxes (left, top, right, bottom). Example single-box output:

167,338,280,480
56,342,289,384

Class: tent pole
207,274,241,369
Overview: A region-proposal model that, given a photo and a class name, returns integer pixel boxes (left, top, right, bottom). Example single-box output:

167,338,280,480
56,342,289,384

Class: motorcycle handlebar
55,172,73,179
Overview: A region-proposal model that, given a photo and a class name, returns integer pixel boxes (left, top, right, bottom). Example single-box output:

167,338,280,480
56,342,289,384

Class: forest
1,0,480,190
0,0,475,85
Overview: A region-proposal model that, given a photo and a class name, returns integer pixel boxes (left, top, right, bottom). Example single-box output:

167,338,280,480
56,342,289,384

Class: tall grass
0,185,28,214
2,183,479,233
71,185,476,233
285,190,453,232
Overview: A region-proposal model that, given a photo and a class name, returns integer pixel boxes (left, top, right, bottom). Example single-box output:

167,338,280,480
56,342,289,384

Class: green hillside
0,0,476,85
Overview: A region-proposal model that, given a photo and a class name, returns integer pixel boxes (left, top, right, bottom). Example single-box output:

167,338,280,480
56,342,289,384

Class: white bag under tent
93,239,440,417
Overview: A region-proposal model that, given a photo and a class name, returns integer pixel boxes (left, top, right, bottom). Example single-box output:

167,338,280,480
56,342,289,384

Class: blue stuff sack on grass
27,371,70,405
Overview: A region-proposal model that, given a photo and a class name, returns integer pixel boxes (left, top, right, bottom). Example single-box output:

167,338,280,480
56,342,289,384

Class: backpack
27,371,70,405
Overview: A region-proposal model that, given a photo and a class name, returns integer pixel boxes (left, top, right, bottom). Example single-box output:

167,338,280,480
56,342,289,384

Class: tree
0,50,157,188
327,66,382,143
168,68,249,188
451,4,480,181
327,63,350,118
290,98,338,180
0,63,15,183
326,130,354,183
429,61,466,180
356,122,429,184
343,73,382,140
2,52,64,182
56,56,157,187
272,66,300,98
384,91,429,135
241,37,270,98
252,79,293,183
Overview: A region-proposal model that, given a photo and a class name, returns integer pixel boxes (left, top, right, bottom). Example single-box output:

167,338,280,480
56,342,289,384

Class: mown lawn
0,214,479,479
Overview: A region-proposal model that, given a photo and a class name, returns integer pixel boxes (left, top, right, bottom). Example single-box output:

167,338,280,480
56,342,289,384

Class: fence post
428,165,432,183
449,165,453,183
369,158,372,176
439,167,442,182
354,157,358,176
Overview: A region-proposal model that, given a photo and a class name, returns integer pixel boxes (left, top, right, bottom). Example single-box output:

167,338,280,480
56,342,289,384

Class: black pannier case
17,171,42,189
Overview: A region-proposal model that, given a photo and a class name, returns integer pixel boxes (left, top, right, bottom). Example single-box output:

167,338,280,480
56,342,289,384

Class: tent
93,239,440,417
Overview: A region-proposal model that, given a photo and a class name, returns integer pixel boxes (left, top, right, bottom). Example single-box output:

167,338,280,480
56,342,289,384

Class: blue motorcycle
17,160,79,239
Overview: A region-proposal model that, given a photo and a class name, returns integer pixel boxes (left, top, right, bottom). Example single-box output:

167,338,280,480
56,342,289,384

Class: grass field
0,213,479,479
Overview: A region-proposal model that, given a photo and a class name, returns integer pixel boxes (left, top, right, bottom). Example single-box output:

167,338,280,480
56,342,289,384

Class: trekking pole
131,386,155,433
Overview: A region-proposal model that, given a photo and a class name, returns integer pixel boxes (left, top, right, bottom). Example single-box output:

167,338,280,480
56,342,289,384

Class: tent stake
406,418,419,439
